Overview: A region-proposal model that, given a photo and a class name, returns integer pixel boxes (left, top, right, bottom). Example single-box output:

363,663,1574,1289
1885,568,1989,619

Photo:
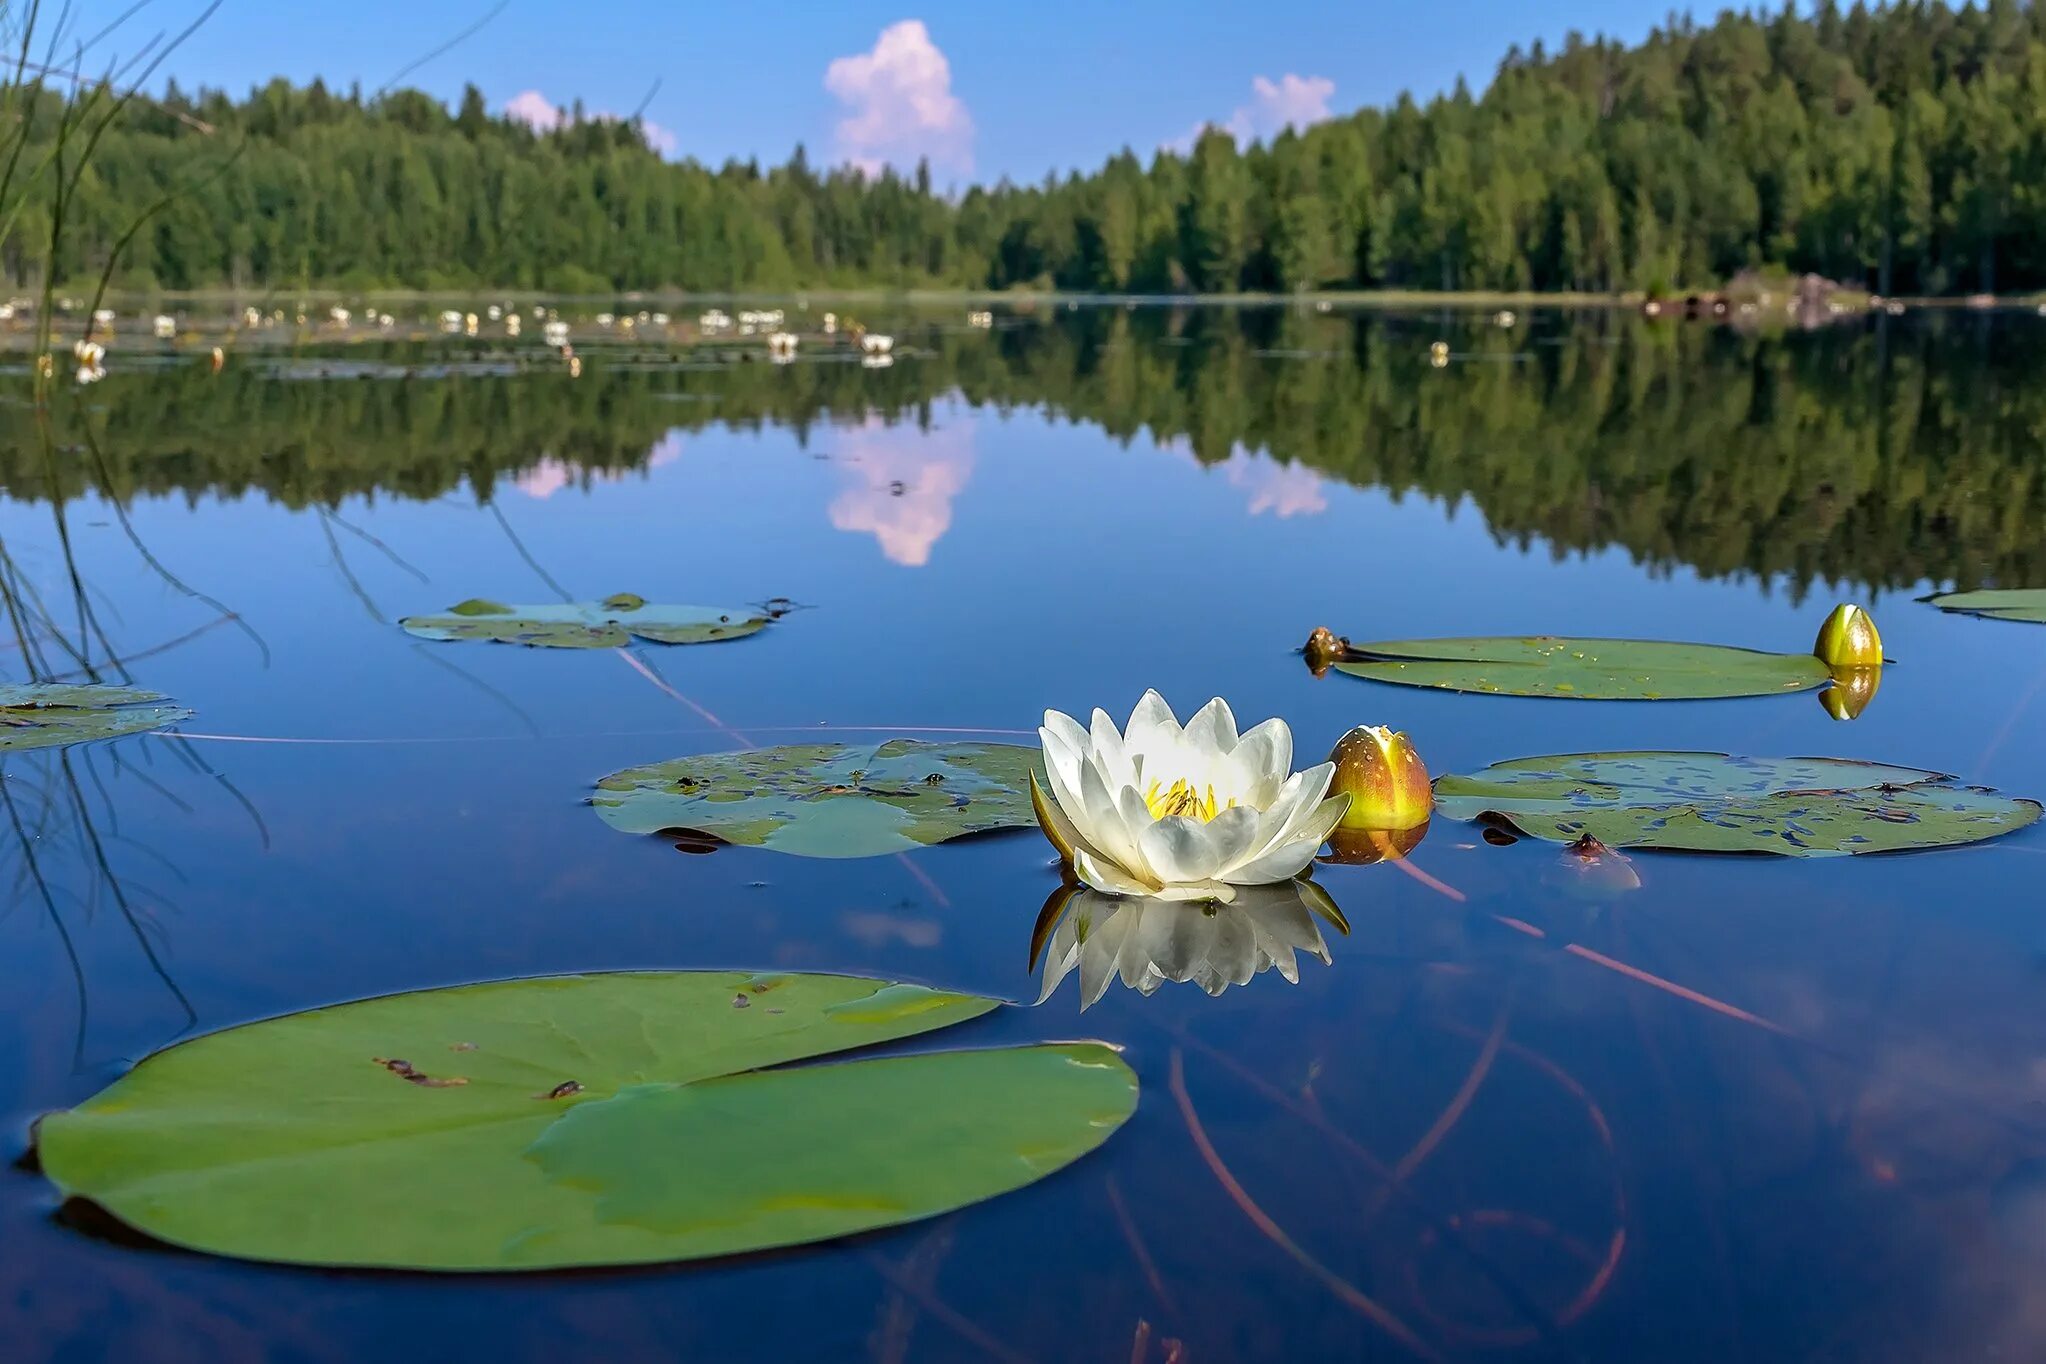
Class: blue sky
71,1,1685,184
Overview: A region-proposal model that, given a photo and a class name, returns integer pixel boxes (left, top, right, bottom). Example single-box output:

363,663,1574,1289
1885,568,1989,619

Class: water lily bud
1820,666,1881,721
1322,821,1428,866
1327,725,1432,831
1814,604,1883,670
1302,626,1347,678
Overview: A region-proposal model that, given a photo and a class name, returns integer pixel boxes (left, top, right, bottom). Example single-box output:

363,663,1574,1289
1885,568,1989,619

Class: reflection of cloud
1225,448,1327,518
1169,72,1337,151
825,20,973,176
502,89,676,156
514,432,684,500
827,415,974,566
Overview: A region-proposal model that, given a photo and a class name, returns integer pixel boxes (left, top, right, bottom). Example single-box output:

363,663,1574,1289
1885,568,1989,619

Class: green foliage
1434,752,2042,856
592,740,1040,858
1923,588,2046,624
20,3,2046,294
399,597,772,647
0,683,191,748
36,971,1138,1270
1329,636,1832,700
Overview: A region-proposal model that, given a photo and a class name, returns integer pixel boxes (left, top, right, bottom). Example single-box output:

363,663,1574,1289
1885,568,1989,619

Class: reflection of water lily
1034,691,1348,903
1033,879,1345,1007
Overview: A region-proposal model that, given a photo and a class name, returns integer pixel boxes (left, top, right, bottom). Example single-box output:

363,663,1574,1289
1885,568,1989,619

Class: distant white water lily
1035,881,1341,1007
152,314,176,338
1033,691,1348,903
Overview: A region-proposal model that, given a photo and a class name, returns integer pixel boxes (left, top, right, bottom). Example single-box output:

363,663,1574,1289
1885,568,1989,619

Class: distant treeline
21,307,2046,595
18,0,2046,296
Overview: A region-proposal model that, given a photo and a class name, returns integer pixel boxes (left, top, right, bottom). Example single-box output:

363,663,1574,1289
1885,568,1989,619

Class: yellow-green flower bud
1326,725,1433,831
1813,604,1883,670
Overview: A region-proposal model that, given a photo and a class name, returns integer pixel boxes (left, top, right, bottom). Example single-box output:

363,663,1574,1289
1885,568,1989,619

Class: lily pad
1435,752,2040,856
0,683,191,749
400,594,770,648
36,971,1137,1271
1329,636,1831,700
593,739,1041,858
1923,589,2046,626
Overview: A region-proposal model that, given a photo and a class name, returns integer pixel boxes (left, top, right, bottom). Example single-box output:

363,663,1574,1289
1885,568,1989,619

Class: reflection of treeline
21,311,2045,593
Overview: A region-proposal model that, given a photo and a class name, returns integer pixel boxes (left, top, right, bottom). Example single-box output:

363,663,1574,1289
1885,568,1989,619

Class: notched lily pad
35,971,1137,1271
593,739,1041,858
1326,635,1831,700
1435,752,2040,856
1923,589,2046,626
400,596,772,648
0,683,191,749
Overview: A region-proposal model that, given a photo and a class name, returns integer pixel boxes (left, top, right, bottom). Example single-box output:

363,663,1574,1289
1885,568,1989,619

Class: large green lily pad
1923,589,2046,626
593,740,1041,858
0,683,191,749
1435,752,2040,856
36,971,1136,1271
1329,636,1832,700
400,594,771,648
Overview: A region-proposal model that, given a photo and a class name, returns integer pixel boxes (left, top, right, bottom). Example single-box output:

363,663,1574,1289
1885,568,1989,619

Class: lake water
4,302,2046,1362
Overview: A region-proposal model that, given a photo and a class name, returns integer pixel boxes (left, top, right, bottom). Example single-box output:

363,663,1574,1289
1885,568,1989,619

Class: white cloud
824,20,973,177
503,89,561,133
502,89,676,158
1169,72,1338,151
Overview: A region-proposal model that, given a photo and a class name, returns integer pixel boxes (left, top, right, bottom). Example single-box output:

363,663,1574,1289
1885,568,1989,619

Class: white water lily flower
1033,690,1348,903
1035,882,1338,1008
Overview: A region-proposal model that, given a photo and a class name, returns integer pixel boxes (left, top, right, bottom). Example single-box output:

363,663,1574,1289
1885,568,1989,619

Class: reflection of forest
19,308,2044,594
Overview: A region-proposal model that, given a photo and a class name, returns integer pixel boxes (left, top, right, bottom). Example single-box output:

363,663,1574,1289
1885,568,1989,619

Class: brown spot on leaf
537,1081,583,1100
373,1057,468,1088
448,1041,478,1052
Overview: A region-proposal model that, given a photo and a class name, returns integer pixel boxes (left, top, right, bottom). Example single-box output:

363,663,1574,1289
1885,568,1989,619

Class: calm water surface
3,304,2045,1362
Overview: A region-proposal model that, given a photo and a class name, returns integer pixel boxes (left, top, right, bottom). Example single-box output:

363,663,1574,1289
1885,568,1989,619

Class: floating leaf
1435,752,2040,856
0,683,191,750
1923,589,2046,626
1328,636,1831,700
593,740,1040,858
36,971,1136,1271
400,597,771,648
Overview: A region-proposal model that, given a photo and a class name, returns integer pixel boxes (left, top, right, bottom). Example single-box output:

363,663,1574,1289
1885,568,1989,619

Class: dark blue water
4,304,2045,1362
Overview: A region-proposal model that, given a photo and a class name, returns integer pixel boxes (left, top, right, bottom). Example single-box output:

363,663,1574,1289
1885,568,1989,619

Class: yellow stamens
1144,778,1231,823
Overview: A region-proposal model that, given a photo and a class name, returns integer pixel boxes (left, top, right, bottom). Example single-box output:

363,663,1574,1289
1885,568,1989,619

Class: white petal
1225,717,1292,807
1041,709,1088,769
1073,848,1159,897
1039,728,1095,841
1182,697,1240,756
1147,879,1236,904
1221,837,1323,886
1080,757,1148,876
1125,690,1181,760
1139,815,1225,884
1087,709,1137,791
1030,771,1101,864
1246,769,1320,859
1201,805,1264,878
